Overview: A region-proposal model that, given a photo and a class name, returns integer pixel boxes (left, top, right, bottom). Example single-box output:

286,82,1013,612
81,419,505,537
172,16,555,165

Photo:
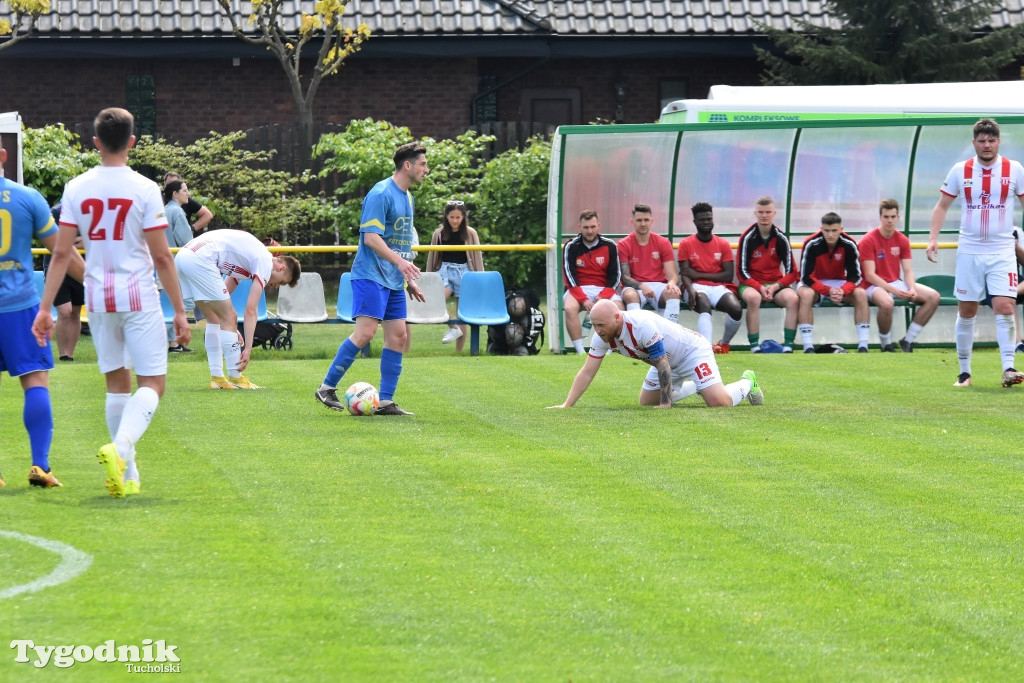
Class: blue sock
23,386,53,471
324,338,361,388
379,348,402,401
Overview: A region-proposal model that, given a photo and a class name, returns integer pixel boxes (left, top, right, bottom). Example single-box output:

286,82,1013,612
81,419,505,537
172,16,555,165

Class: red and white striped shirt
183,229,273,288
940,155,1024,255
59,166,167,313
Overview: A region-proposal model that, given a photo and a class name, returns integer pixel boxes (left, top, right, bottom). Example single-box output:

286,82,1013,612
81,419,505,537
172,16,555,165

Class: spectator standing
927,118,1024,387
163,179,196,353
797,212,870,353
43,204,86,362
859,199,940,352
164,171,213,236
736,196,799,353
426,200,484,352
677,202,743,353
561,210,624,355
618,203,682,322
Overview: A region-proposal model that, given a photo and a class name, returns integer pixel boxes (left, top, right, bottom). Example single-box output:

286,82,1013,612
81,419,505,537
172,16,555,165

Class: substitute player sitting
859,199,940,352
547,299,763,409
678,202,743,353
175,229,300,390
618,203,681,322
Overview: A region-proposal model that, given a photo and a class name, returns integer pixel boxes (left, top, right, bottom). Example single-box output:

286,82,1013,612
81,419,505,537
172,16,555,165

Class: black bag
488,289,545,355
240,320,291,350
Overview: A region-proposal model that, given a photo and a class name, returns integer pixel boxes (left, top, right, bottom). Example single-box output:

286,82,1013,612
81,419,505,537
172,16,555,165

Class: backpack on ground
487,288,545,355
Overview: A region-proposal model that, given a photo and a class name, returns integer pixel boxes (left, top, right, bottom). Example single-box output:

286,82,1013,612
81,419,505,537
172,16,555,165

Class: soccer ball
505,321,525,348
508,294,528,319
344,382,379,416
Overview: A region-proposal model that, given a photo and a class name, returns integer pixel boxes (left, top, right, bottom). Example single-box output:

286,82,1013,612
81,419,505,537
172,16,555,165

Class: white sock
205,324,223,376
125,461,139,482
663,298,680,323
724,378,751,406
670,381,697,403
626,302,640,311
799,323,814,350
996,314,1016,370
572,338,584,354
105,393,130,441
114,386,160,462
905,321,923,343
722,315,741,344
222,329,243,378
857,322,870,348
879,331,892,346
956,314,975,374
697,312,712,342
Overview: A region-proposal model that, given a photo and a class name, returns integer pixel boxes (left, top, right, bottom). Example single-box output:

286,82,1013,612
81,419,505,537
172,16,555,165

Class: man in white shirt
547,299,763,409
928,118,1024,388
175,229,300,390
34,107,190,498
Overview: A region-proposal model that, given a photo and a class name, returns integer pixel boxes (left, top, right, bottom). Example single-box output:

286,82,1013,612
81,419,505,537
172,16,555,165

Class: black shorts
53,274,84,308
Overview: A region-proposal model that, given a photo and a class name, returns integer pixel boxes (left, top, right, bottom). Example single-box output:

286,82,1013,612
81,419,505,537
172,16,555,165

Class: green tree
129,131,325,242
756,0,1024,84
474,135,551,290
216,0,371,151
0,0,49,52
313,118,494,247
21,124,100,204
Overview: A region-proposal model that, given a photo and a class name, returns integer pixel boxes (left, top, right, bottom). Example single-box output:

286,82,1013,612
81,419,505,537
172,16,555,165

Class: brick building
2,1,1023,143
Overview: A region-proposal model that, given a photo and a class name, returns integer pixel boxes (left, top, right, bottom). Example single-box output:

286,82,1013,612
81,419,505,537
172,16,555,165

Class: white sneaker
441,327,463,344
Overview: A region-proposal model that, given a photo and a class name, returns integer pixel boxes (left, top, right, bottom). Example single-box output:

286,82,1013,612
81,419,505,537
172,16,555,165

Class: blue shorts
0,306,54,377
438,262,469,297
351,278,408,321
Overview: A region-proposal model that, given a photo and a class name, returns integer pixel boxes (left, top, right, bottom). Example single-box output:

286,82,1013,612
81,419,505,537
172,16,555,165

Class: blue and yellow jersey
351,178,415,290
0,177,57,313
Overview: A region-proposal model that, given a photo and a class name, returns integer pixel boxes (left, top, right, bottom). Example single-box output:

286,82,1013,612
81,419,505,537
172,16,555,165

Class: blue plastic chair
159,288,177,323
457,271,511,355
334,272,370,357
229,278,269,323
336,272,355,323
33,270,58,322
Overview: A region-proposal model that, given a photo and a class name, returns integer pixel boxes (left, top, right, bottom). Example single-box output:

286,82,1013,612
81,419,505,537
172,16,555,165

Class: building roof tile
28,0,1024,37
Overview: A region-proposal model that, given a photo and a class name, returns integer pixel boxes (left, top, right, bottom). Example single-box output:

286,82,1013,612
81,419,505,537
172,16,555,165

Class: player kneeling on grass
547,299,763,409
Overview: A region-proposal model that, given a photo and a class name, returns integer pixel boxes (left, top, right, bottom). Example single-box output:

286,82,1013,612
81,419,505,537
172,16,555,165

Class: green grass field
1,321,1021,680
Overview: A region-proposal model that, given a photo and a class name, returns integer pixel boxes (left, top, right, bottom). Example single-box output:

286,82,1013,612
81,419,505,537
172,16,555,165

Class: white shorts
89,309,168,376
563,285,622,306
955,252,1017,301
632,281,671,309
798,279,851,306
176,248,230,303
865,278,908,298
642,345,722,393
683,283,732,307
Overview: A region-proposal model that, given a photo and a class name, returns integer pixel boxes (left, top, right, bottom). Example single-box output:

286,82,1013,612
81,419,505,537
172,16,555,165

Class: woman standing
162,180,196,352
427,200,484,352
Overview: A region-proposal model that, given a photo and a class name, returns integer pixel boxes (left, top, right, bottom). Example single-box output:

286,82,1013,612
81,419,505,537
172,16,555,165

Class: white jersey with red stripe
940,154,1024,255
588,309,708,369
181,229,272,287
59,166,168,313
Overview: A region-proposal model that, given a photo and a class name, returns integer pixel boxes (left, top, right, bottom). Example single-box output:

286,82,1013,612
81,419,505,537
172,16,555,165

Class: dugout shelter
546,108,1024,352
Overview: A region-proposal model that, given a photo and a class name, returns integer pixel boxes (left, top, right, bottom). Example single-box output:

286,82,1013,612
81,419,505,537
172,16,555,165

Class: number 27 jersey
59,166,168,313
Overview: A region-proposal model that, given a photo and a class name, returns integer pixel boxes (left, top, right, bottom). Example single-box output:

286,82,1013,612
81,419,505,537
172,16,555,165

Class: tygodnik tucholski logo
10,639,180,671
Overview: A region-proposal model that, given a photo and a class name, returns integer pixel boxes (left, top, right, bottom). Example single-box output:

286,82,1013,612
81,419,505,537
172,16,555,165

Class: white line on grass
0,530,93,600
